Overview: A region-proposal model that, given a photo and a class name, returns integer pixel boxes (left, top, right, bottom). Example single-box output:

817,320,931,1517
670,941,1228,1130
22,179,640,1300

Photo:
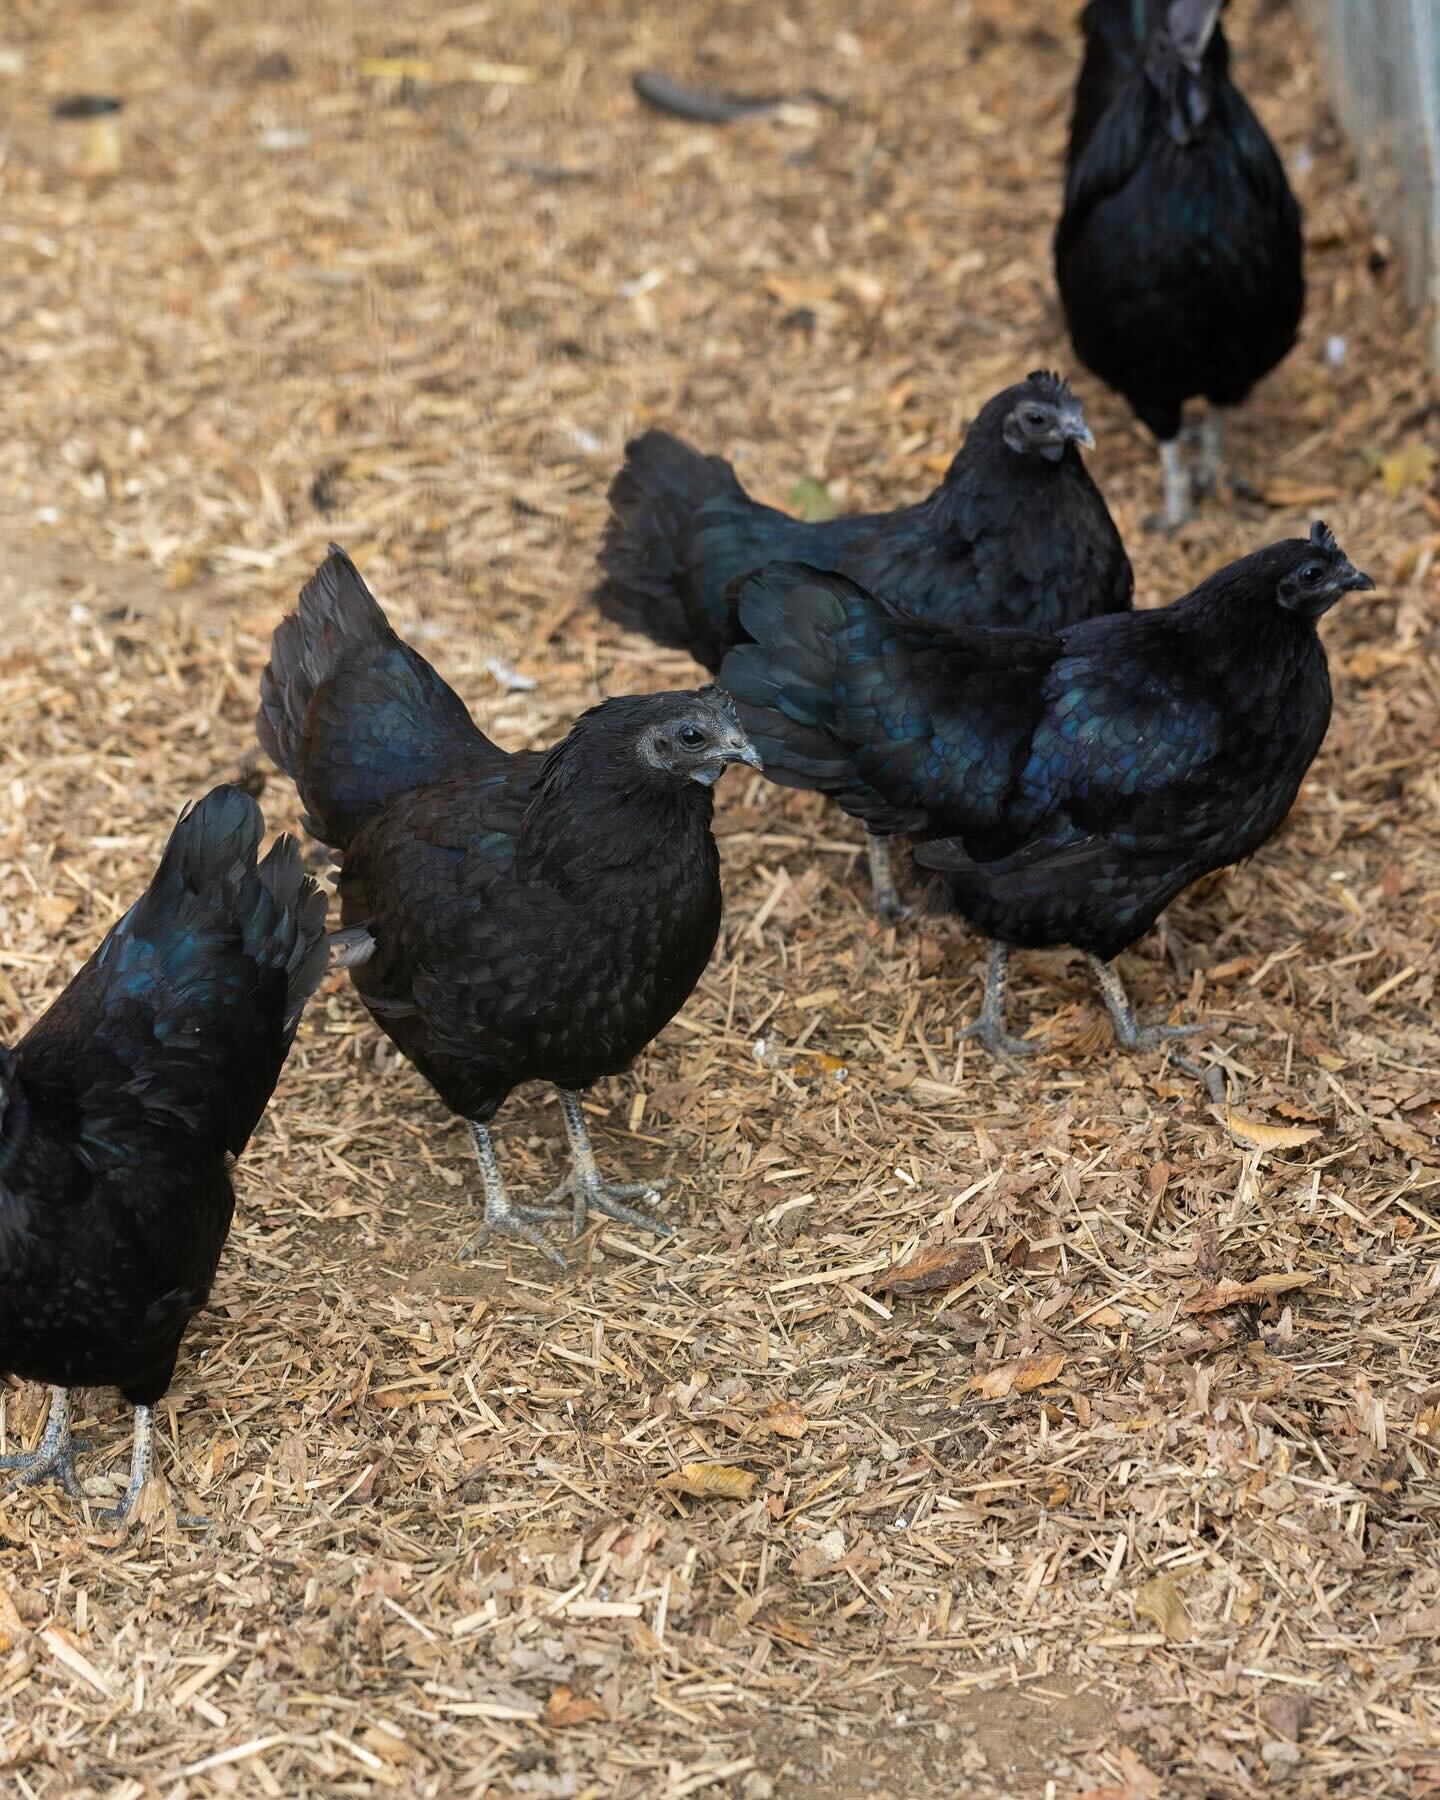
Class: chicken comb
1025,369,1076,405
1309,520,1340,555
698,683,743,724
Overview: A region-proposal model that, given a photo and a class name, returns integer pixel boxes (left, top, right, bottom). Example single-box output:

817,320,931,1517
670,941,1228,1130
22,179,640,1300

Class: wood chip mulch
1,0,1438,1795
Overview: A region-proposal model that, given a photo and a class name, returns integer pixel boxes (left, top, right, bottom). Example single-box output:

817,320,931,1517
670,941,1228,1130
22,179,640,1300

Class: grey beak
1065,418,1096,451
724,737,764,772
1344,565,1376,593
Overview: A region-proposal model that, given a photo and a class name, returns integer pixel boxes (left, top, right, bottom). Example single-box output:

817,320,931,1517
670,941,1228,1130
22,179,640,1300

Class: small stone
1261,1740,1302,1774
740,1775,774,1800
1260,1693,1310,1742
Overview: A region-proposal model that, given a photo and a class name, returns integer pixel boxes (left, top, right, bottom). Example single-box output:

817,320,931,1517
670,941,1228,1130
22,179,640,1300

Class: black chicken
257,547,760,1265
0,788,329,1521
595,372,1132,916
1055,0,1304,528
721,523,1370,1055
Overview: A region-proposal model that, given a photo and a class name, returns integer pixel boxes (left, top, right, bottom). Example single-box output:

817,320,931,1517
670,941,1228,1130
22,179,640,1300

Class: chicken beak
693,736,762,785
1344,566,1376,593
1068,420,1096,451
724,737,764,772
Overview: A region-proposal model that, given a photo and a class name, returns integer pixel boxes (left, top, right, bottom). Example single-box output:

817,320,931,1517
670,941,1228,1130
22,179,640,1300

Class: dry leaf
32,895,77,928
1134,1573,1192,1642
876,1242,985,1295
1063,1746,1164,1800
1076,1298,1126,1328
1380,440,1436,498
762,1401,808,1439
659,1463,757,1502
0,1589,27,1654
1185,1271,1316,1314
360,1726,416,1765
80,118,123,176
1247,1270,1318,1297
1376,1116,1432,1159
970,1352,1065,1399
786,483,838,526
792,984,841,1009
1224,1108,1321,1152
544,1685,606,1727
1392,534,1440,584
760,1613,817,1649
1347,645,1413,682
1255,477,1341,508
766,274,842,311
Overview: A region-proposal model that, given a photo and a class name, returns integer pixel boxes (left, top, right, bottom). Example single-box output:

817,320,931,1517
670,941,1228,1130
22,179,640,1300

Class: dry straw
0,0,1437,1794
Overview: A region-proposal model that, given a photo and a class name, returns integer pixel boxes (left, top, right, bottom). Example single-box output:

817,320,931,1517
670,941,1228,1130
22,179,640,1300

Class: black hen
722,523,1370,1055
1055,0,1304,528
258,546,760,1265
0,788,328,1521
596,372,1131,913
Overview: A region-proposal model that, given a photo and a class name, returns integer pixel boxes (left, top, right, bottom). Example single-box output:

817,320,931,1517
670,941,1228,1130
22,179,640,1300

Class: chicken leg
1152,437,1192,531
1088,955,1200,1052
865,832,909,923
0,1386,87,1500
960,942,1039,1059
98,1404,156,1525
1192,409,1226,499
546,1089,671,1238
460,1120,567,1267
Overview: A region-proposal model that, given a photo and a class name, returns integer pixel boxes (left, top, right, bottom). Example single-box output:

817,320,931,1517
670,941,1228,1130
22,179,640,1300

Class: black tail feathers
256,544,390,788
257,545,490,850
594,430,744,671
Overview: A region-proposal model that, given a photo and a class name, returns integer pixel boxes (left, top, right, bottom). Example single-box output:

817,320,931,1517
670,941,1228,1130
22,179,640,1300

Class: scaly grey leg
546,1089,672,1240
1155,915,1190,984
1158,437,1192,531
460,1120,566,1266
865,833,909,922
1087,954,1200,1052
1193,409,1225,498
0,1386,88,1500
97,1404,155,1525
959,942,1038,1059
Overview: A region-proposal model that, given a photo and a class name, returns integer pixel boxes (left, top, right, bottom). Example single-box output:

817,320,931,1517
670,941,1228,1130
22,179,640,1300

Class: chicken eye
1025,409,1048,428
678,724,706,749
1300,562,1326,585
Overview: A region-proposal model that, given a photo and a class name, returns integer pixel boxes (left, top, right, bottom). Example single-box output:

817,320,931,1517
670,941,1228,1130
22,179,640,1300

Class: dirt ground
2,0,1439,1794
